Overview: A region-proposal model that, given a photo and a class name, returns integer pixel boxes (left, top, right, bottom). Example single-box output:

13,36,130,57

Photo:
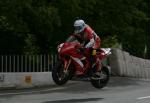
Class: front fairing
58,42,81,56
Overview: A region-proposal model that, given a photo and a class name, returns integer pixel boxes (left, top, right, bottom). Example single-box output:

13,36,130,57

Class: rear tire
52,60,72,85
91,66,110,89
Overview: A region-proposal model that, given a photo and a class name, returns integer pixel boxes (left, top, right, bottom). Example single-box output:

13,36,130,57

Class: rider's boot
90,50,101,71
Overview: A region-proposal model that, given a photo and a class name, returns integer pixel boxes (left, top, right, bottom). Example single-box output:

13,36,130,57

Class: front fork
63,58,72,74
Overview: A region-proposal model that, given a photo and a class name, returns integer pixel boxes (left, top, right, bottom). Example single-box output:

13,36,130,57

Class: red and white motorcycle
52,38,111,89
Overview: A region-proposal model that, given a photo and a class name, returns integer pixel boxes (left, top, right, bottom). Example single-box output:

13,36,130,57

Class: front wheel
52,60,72,85
90,66,110,89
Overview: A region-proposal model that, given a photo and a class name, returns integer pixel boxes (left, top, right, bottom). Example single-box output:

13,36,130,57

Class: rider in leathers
67,19,101,75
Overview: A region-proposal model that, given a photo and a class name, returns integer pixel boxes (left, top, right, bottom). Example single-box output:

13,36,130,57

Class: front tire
91,66,110,89
52,60,71,85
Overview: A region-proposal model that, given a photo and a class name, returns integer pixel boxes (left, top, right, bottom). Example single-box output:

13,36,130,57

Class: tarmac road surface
0,77,150,103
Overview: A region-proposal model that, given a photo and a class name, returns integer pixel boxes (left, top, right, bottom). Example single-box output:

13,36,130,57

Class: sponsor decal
25,75,32,84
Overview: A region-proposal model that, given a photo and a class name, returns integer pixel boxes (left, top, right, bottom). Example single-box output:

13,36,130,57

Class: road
0,77,150,103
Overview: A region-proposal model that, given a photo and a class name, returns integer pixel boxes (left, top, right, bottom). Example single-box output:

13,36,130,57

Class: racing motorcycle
52,37,111,89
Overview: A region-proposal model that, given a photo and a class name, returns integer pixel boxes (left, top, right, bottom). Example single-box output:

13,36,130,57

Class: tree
0,0,150,59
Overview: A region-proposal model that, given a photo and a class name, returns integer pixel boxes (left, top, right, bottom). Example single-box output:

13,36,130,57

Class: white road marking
0,87,66,96
137,96,150,100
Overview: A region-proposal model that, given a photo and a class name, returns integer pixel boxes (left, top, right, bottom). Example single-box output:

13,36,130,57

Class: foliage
0,0,150,59
24,34,40,54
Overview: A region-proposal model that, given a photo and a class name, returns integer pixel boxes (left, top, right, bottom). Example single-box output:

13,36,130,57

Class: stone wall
0,72,53,89
109,49,150,79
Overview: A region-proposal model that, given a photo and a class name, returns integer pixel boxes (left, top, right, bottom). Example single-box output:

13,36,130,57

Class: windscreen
66,36,78,43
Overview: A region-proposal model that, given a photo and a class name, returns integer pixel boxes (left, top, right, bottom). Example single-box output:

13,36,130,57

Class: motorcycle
52,37,111,89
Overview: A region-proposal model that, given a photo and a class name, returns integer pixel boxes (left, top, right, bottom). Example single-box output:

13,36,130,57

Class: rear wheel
52,60,73,85
90,66,110,89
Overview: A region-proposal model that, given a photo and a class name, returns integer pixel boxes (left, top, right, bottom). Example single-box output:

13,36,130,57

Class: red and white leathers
70,25,101,75
82,25,100,49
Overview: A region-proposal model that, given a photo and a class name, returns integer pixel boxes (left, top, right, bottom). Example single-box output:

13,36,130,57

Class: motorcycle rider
67,19,101,75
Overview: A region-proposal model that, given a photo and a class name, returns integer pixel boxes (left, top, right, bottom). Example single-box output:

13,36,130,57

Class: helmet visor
74,26,82,34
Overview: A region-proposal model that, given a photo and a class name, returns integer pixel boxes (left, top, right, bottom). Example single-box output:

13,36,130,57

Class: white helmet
74,19,86,34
